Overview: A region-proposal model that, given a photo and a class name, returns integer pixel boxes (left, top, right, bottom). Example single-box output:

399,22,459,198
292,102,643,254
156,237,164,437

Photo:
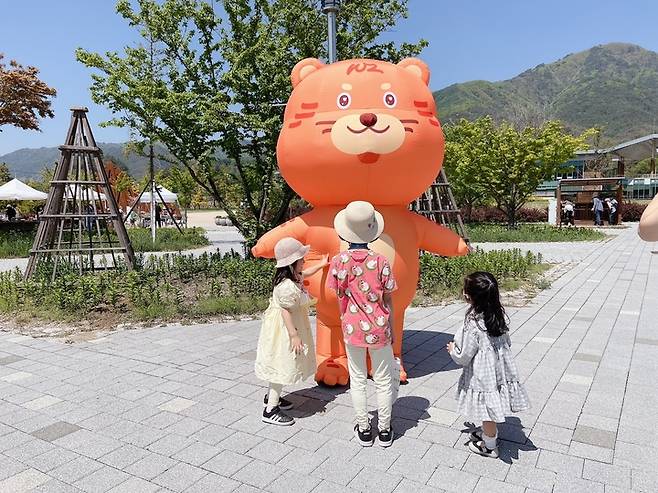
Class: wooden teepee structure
412,168,469,243
25,108,136,279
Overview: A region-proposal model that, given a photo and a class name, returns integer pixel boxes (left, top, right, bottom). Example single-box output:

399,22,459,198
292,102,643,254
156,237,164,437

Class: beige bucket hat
334,201,384,244
274,237,310,268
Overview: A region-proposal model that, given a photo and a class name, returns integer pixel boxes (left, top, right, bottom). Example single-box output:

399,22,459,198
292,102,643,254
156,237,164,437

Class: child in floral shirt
327,201,397,447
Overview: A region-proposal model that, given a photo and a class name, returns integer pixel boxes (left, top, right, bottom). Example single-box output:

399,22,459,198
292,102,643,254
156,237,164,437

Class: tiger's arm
251,216,310,258
639,194,658,242
410,212,469,257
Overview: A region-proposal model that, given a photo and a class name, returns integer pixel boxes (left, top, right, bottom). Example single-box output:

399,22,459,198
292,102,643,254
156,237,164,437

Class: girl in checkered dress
447,272,530,458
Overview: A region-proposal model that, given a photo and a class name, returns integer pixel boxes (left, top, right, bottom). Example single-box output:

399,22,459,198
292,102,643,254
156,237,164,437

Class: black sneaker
468,439,499,459
378,428,393,448
262,406,295,426
263,394,293,411
469,429,483,442
354,424,374,447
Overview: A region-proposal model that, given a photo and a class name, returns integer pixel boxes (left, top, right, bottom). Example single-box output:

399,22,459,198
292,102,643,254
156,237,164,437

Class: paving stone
427,465,480,493
29,478,83,492
123,452,177,480
473,477,524,493
347,465,403,493
276,447,327,475
266,470,321,493
352,446,400,472
462,453,510,481
572,353,602,363
218,430,263,454
31,421,81,442
393,478,443,493
146,433,195,457
246,438,294,464
0,468,51,492
285,429,329,452
311,456,363,486
184,472,240,492
153,462,208,492
536,450,583,477
158,397,196,413
504,464,556,492
73,465,131,492
553,476,604,493
632,468,658,492
0,453,29,481
98,444,150,470
231,458,284,489
572,425,617,449
107,476,161,493
581,460,630,489
49,455,105,483
201,449,252,477
172,441,222,467
569,441,614,463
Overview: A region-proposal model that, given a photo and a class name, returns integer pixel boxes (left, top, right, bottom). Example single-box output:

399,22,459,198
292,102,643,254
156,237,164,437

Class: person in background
155,204,162,228
592,194,604,226
606,197,618,225
5,204,17,222
562,200,575,227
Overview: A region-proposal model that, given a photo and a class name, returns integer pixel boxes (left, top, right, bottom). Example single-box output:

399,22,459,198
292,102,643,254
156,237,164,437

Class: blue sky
1,0,658,155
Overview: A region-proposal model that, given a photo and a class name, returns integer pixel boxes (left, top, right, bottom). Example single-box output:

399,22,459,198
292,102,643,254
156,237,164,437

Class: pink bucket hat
274,237,310,268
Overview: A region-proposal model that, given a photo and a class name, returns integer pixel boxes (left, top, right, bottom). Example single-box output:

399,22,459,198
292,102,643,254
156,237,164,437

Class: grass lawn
0,227,210,258
467,223,606,243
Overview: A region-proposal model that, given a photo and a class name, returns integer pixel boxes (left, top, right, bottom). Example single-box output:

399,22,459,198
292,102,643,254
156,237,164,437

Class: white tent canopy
137,184,178,204
64,185,107,201
0,178,48,201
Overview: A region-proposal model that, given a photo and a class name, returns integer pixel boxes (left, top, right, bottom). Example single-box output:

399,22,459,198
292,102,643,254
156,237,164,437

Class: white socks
483,432,498,450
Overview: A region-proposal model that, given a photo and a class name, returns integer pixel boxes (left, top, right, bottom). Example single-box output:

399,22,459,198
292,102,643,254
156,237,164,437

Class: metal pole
149,143,156,243
322,1,339,63
327,10,337,63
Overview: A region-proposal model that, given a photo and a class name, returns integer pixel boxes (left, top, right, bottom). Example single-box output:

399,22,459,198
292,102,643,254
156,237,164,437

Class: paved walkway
0,228,245,273
0,226,657,492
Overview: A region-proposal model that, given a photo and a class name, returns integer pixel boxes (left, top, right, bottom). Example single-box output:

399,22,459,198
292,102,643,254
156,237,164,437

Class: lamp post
321,0,340,63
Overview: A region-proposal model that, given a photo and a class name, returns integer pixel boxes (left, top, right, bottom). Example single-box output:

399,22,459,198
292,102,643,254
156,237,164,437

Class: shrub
418,248,542,297
0,247,548,323
467,224,606,243
467,206,548,223
621,202,647,222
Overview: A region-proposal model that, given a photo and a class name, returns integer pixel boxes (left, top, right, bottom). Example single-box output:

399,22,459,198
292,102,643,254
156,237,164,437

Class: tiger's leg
314,301,349,386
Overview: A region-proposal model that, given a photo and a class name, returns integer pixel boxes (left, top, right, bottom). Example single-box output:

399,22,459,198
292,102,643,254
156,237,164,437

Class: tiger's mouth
358,152,380,163
347,125,391,135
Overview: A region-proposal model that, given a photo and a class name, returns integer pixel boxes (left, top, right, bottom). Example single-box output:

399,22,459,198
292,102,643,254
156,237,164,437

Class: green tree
76,0,425,248
443,119,495,221
0,163,10,184
479,117,594,227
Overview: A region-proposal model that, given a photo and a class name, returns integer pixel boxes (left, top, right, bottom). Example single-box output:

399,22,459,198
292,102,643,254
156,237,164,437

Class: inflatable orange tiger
252,57,468,385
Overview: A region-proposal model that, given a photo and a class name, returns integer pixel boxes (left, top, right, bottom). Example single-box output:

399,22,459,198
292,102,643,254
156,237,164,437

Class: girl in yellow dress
255,237,328,425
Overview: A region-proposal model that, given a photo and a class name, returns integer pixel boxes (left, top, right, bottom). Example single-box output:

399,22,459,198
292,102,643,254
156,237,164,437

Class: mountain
434,43,658,144
0,143,175,179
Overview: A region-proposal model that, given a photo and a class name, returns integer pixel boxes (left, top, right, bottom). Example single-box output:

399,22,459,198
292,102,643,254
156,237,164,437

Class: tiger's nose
360,113,377,127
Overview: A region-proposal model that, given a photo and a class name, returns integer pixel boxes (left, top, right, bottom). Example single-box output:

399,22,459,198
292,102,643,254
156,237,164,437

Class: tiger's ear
291,58,325,87
398,58,430,86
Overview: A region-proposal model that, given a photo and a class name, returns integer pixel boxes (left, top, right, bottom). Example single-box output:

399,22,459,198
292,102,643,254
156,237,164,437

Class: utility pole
321,1,340,63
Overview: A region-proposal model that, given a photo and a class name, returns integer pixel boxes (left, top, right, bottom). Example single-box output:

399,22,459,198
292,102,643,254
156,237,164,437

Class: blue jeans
595,210,602,225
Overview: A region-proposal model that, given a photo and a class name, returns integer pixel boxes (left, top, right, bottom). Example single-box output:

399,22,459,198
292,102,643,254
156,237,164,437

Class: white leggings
266,383,283,412
345,344,398,431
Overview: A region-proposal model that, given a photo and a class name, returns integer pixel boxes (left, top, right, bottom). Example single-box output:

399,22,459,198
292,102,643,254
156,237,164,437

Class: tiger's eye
383,92,397,108
337,92,351,109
